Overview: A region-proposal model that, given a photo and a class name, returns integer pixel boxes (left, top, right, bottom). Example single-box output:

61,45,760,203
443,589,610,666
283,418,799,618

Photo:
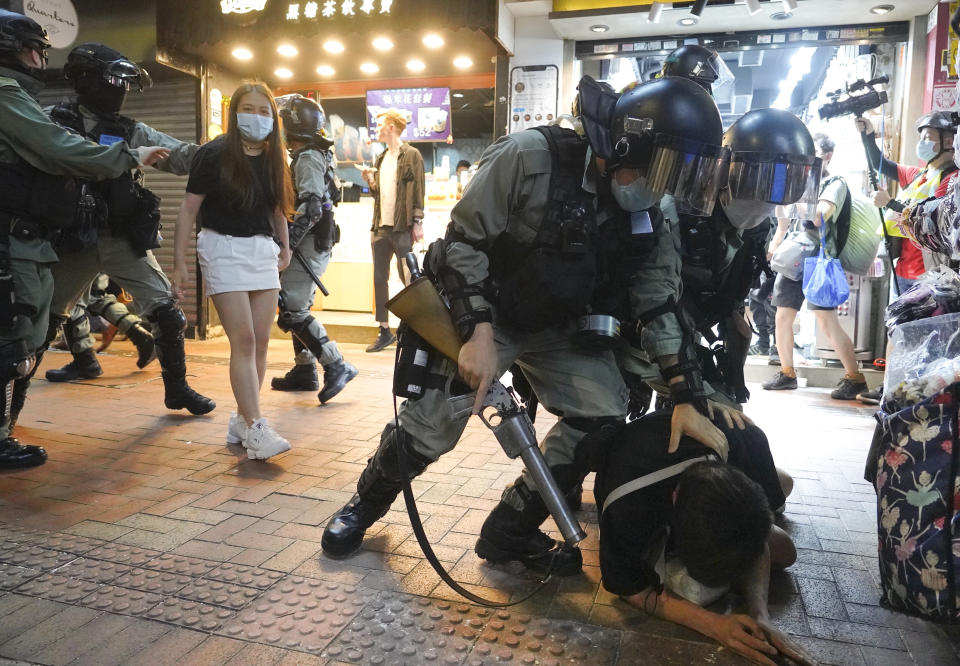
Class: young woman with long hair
172,81,294,459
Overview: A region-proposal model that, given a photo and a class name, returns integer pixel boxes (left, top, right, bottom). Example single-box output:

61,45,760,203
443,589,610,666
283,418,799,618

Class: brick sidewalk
0,338,957,665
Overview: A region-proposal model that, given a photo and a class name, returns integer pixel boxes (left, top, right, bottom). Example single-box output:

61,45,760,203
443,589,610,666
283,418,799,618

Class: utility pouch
393,323,434,399
122,183,162,254
0,271,15,329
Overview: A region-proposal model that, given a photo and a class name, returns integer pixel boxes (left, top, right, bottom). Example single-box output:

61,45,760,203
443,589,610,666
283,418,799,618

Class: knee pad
45,314,67,347
276,310,297,333
0,340,33,382
149,303,186,340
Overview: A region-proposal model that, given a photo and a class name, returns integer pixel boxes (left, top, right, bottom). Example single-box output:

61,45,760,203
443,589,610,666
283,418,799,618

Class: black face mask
79,79,126,116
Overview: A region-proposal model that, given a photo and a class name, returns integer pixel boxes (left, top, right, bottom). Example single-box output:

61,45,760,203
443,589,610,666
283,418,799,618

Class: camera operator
856,114,958,290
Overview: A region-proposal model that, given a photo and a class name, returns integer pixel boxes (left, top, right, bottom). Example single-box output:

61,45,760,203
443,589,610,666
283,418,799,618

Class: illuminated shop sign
285,0,392,20
220,0,268,13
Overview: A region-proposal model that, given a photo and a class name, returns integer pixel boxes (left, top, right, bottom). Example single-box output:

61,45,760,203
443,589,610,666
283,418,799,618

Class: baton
292,247,330,297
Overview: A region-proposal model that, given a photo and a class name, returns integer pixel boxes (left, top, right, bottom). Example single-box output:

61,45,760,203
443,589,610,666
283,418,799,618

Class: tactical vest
291,145,339,250
0,158,79,231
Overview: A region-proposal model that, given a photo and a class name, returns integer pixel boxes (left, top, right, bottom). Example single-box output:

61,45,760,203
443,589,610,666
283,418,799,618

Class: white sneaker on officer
226,412,247,446
243,418,291,460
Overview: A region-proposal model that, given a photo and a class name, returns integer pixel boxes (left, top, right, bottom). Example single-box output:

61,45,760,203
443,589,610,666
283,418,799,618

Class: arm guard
424,238,493,342
640,297,708,412
288,194,325,249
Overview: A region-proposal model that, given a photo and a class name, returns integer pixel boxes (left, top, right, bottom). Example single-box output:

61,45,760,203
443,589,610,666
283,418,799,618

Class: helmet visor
641,135,730,216
727,152,822,222
701,53,735,95
102,59,151,91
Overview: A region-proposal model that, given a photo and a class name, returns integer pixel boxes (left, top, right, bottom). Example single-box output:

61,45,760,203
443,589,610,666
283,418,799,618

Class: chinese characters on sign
220,0,268,13
286,0,391,20
367,88,452,142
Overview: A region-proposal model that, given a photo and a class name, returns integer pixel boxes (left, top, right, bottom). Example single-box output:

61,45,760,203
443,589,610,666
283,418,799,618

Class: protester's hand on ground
706,400,753,431
669,403,728,460
458,323,498,415
711,614,779,666
756,619,819,666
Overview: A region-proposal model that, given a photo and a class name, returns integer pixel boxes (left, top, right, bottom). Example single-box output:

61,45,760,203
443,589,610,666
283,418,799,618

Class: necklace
242,140,264,155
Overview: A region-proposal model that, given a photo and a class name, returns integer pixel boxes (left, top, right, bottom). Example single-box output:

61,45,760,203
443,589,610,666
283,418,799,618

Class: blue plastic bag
802,219,850,308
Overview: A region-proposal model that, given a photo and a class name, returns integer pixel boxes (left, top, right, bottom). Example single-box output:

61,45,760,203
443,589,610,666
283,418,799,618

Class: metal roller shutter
38,77,202,333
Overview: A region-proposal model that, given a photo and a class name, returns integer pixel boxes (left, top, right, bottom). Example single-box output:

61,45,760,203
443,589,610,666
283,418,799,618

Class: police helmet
915,111,957,136
277,94,331,146
0,10,49,75
659,45,734,96
65,43,151,115
721,108,821,226
605,76,727,215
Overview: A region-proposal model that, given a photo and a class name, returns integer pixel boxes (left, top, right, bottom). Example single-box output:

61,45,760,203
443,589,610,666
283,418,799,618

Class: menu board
509,65,559,133
366,87,452,142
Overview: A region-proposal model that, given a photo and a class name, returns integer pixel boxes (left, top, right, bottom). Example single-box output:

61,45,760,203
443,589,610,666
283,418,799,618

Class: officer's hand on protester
277,244,291,272
710,614,779,666
171,264,189,302
669,403,729,460
854,117,875,135
706,400,753,431
135,146,171,167
755,619,819,666
873,188,893,208
458,322,498,415
410,220,424,243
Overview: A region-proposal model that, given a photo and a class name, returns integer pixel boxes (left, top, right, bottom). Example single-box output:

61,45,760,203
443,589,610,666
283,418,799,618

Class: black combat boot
475,483,583,576
151,304,215,415
44,349,102,382
322,424,430,557
0,437,46,469
121,317,156,369
318,360,358,404
271,364,319,391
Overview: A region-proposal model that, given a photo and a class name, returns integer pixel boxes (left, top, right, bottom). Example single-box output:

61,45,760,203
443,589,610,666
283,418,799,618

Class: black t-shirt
186,135,275,237
594,412,786,598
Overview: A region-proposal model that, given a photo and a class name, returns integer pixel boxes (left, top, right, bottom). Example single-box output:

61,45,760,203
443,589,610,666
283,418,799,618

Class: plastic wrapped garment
884,267,960,333
883,310,960,411
903,176,960,261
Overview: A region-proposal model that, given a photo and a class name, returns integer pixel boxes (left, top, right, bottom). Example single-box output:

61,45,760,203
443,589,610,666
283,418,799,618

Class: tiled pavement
0,337,958,665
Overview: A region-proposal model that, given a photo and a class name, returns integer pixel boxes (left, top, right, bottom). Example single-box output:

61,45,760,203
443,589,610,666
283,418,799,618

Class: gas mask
236,113,275,142
720,195,776,230
611,176,660,212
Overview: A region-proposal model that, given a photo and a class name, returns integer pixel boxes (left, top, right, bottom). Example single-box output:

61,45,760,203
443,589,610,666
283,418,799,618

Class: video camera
818,75,889,121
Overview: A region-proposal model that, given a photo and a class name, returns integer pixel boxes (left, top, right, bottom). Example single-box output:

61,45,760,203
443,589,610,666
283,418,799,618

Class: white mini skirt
197,229,281,295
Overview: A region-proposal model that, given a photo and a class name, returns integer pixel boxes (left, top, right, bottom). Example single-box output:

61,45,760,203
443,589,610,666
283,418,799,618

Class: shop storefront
156,0,502,332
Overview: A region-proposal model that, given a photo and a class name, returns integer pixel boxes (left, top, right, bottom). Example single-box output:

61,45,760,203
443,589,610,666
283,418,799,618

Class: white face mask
916,139,939,163
720,197,776,230
611,177,660,212
236,112,274,142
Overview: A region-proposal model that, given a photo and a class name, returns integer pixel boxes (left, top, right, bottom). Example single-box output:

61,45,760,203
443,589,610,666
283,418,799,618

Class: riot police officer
271,95,357,403
659,44,735,97
0,12,168,468
42,43,214,416
321,76,731,574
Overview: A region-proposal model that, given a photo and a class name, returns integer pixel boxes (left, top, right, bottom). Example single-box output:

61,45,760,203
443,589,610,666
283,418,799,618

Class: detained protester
321,76,731,576
172,81,294,460
270,94,357,404
41,43,214,417
594,413,815,666
765,133,869,400
0,12,169,469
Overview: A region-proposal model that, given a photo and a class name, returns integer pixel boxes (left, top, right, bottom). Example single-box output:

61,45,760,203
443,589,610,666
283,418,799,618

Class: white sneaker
226,412,247,445
243,418,291,460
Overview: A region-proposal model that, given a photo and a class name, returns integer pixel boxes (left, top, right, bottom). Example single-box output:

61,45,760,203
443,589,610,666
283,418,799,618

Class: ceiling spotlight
274,67,293,79
648,1,664,23
453,93,464,98
590,25,609,33
744,0,762,15
423,34,444,49
870,4,895,14
372,37,393,51
277,44,298,57
406,59,425,72
691,0,709,17
359,62,379,74
323,40,345,54
453,56,473,70
678,17,699,26
316,65,335,77
782,0,798,10
232,47,253,60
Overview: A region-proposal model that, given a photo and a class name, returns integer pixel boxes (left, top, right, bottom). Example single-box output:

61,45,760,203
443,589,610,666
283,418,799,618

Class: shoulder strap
601,454,716,517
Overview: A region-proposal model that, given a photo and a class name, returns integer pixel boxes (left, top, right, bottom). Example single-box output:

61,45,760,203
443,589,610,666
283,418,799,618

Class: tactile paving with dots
35,534,106,555
81,584,164,615
176,578,263,610
466,616,621,665
0,523,43,544
203,563,285,589
111,567,193,596
53,557,132,583
0,563,40,590
0,545,78,571
219,577,373,653
15,573,102,603
322,593,493,665
145,598,237,632
84,544,162,566
142,554,219,577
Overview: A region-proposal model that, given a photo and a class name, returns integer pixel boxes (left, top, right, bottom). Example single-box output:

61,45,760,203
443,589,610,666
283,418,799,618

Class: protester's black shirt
187,135,275,237
594,412,786,597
